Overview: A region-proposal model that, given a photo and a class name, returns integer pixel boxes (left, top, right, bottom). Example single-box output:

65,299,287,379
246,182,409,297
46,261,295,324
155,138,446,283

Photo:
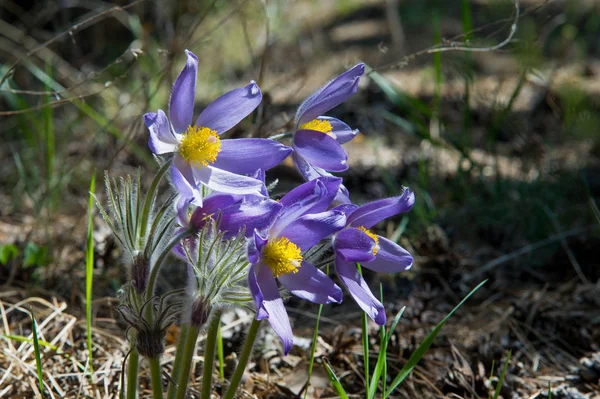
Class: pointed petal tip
374,309,387,325
184,49,198,62
247,80,261,97
282,339,293,356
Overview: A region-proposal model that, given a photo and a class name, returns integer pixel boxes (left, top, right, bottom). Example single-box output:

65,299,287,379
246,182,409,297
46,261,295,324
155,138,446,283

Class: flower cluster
144,50,415,355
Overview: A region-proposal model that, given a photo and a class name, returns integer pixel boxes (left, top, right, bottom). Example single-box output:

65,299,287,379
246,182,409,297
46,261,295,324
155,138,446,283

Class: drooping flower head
145,50,292,205
292,63,365,203
247,177,347,354
333,188,415,325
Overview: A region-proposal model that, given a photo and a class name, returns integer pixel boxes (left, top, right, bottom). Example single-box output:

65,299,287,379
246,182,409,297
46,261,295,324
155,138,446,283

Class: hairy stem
126,346,139,399
223,318,261,399
166,323,191,399
200,310,222,399
149,357,164,399
174,324,201,399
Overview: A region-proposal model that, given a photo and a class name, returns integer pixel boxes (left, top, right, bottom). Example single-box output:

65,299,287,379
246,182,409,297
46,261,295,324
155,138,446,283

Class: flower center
262,237,302,278
299,119,336,138
357,226,379,255
179,126,221,167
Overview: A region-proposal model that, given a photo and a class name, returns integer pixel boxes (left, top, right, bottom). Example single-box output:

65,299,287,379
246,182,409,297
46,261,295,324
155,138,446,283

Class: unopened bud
131,253,149,293
190,297,211,327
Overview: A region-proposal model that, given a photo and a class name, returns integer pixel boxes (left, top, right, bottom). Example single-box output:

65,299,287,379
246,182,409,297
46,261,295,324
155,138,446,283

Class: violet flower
291,63,364,203
333,188,415,325
247,177,346,354
145,50,292,205
173,193,282,258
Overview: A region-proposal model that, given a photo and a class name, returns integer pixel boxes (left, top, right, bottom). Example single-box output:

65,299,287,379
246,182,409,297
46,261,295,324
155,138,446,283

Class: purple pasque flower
291,63,364,204
145,50,292,205
333,188,415,325
291,63,364,179
173,192,282,258
247,177,346,354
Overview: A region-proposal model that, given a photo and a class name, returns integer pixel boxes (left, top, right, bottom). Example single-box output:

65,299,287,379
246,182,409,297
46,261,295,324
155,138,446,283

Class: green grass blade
323,358,349,399
433,9,442,116
385,280,487,396
371,306,406,399
304,264,327,399
86,174,96,375
44,59,55,210
379,284,387,395
492,351,511,399
548,382,552,399
356,263,370,393
217,322,225,380
2,333,64,355
29,309,45,396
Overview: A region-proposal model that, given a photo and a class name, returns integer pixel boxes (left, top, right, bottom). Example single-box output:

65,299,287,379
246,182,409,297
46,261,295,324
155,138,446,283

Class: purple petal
296,63,365,126
318,116,358,144
362,236,413,273
279,176,341,211
250,169,268,197
277,210,346,251
172,227,192,260
248,229,269,265
195,81,262,134
145,110,179,154
336,256,386,325
333,227,377,263
256,265,294,355
278,261,342,304
334,184,352,205
293,130,348,172
202,193,242,212
172,157,203,206
189,193,241,230
271,177,342,238
212,139,292,175
347,188,415,229
219,199,283,239
332,203,360,216
292,153,352,204
249,264,269,319
193,165,264,195
170,50,198,134
176,196,193,227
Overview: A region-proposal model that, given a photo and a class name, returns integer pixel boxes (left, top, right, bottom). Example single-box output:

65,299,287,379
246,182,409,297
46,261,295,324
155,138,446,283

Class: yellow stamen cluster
357,226,379,255
262,237,303,278
179,126,221,168
300,119,334,137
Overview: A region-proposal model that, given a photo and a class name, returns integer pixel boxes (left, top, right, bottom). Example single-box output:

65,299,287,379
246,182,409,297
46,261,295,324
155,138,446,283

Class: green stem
222,318,261,399
127,347,139,399
174,324,201,399
200,310,222,399
149,357,164,398
166,323,191,399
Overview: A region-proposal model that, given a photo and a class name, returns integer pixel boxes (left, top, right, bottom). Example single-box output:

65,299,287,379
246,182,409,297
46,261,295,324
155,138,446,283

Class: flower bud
131,252,149,294
190,297,211,327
